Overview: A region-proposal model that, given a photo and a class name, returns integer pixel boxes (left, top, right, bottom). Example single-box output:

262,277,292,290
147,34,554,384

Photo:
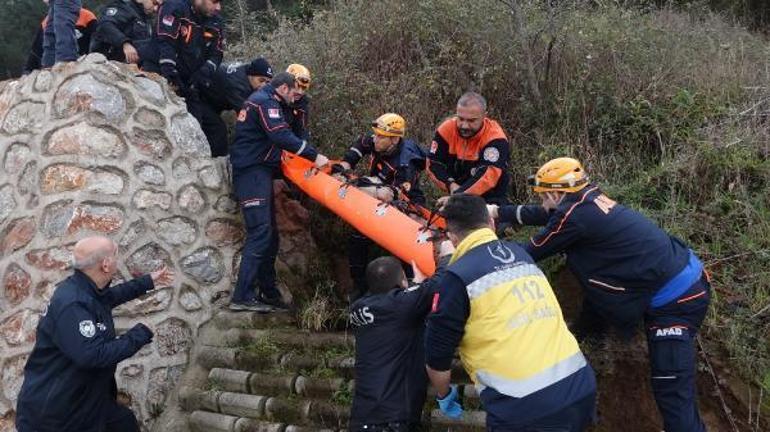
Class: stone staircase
169,310,487,432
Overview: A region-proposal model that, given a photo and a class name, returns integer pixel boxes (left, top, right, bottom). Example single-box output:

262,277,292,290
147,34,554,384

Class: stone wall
0,55,318,431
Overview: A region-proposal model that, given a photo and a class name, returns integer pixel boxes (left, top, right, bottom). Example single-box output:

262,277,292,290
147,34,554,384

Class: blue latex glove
436,385,463,419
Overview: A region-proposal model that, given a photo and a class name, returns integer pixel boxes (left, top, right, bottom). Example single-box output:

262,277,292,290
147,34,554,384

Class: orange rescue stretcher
281,151,440,276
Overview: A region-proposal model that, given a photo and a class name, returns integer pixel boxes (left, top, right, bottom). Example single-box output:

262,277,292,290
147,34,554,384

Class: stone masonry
0,55,318,431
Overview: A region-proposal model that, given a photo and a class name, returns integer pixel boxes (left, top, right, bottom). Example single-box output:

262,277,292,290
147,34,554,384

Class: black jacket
90,0,154,65
15,271,154,432
517,185,692,329
284,95,310,140
200,62,253,112
349,258,447,428
151,0,224,92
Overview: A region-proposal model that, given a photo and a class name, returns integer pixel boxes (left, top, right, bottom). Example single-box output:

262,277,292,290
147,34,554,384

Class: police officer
15,236,175,432
285,63,311,140
488,157,711,432
24,5,97,73
331,113,427,298
426,194,596,431
228,72,330,312
89,0,160,67
349,246,452,432
427,92,511,206
153,0,225,155
196,57,274,155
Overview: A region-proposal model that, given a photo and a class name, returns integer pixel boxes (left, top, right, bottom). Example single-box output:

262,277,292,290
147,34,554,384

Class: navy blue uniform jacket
230,84,318,171
507,185,691,329
153,0,224,89
349,258,448,428
15,271,154,432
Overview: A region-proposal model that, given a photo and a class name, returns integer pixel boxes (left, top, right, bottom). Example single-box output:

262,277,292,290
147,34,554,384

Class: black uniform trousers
186,95,229,157
645,276,710,432
231,165,281,303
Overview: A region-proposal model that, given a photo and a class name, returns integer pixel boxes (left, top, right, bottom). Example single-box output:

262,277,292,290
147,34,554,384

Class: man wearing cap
330,113,426,299
198,57,274,156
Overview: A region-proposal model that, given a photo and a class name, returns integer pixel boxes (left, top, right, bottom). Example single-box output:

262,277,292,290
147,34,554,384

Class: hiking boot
259,294,290,312
229,299,272,313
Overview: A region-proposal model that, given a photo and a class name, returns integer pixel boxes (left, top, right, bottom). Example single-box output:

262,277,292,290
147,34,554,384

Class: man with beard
426,92,511,206
228,72,330,312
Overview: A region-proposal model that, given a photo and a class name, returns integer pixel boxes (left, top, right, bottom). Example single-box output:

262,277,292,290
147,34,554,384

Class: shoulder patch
483,146,500,163
79,320,96,338
161,14,174,26
268,108,281,119
237,109,247,122
105,7,118,16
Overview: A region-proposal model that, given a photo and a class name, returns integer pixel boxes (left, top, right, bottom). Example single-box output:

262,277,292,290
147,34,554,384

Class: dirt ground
552,271,764,432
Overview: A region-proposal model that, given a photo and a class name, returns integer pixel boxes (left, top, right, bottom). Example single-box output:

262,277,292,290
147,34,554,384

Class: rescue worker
349,246,453,432
284,63,311,140
197,57,274,154
330,113,426,299
152,0,225,155
89,0,161,67
427,92,511,205
487,157,711,432
426,194,596,431
15,236,175,432
228,72,330,312
24,4,97,73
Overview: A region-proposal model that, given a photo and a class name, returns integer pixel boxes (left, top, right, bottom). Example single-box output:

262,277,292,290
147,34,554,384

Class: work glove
126,323,154,347
191,62,216,90
436,385,463,419
314,154,329,169
330,163,346,175
159,63,184,94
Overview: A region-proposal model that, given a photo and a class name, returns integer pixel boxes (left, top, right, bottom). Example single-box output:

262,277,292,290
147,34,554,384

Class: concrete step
430,409,486,431
189,410,337,432
198,347,469,383
211,310,294,331
182,389,349,428
197,347,356,378
200,328,354,351
208,368,349,398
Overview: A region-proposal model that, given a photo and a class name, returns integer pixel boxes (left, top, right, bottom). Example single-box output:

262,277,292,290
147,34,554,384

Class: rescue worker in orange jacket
427,92,511,205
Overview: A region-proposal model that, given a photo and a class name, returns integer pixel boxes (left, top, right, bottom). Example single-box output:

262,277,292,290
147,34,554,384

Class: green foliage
228,0,770,393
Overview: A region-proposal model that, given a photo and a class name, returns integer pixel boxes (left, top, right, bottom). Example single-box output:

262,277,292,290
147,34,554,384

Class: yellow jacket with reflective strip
449,228,586,398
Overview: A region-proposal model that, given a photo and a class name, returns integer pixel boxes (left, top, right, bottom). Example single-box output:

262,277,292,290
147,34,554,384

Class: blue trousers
231,166,280,303
645,276,711,432
486,393,596,432
42,0,81,67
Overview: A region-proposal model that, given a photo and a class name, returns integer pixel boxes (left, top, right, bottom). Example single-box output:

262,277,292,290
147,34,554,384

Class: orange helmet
528,157,589,193
286,63,311,90
371,113,406,137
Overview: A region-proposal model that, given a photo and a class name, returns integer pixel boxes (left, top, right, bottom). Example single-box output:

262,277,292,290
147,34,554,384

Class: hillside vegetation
227,0,770,397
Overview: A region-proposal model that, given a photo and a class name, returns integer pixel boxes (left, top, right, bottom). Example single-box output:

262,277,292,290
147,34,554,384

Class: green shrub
227,0,770,390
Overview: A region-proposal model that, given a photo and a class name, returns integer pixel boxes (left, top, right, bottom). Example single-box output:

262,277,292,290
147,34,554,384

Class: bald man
16,236,174,432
